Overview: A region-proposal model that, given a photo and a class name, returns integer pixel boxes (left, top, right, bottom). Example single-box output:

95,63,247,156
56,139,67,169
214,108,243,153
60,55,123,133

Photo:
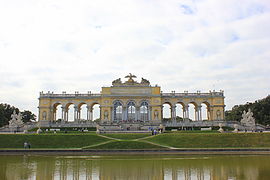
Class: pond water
0,155,270,180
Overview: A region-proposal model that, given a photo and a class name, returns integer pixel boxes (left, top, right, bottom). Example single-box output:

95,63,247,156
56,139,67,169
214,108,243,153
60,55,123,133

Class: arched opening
66,104,75,122
92,104,100,122
78,103,87,121
162,103,172,122
201,102,210,120
140,101,149,122
187,103,197,121
53,103,62,122
113,101,123,122
127,101,136,121
176,103,184,122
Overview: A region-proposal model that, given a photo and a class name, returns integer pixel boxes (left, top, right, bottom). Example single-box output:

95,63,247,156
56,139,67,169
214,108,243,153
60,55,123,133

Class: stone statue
216,110,221,120
125,73,137,83
104,110,109,120
112,78,122,85
9,110,24,128
154,110,159,120
42,111,47,120
241,109,255,127
218,123,224,133
96,124,100,134
140,78,150,85
233,124,238,133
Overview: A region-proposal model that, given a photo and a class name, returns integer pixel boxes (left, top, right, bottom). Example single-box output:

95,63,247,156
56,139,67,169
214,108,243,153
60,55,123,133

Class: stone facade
38,74,225,123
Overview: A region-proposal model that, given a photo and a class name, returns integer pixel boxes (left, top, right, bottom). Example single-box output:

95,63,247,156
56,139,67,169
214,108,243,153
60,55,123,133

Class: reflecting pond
0,155,270,180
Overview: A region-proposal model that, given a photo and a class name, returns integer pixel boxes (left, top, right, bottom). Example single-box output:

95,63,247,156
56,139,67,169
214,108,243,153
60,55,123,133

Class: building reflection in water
0,155,269,180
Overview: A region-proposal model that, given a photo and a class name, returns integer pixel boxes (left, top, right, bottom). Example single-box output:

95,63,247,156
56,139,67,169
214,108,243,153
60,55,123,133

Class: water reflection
0,155,270,180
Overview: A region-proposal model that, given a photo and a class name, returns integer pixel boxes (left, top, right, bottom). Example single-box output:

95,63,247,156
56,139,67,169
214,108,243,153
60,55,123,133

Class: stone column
171,105,176,122
65,109,68,122
122,106,127,121
185,105,189,120
195,106,198,121
86,106,90,120
198,105,202,121
148,106,151,121
74,106,78,122
182,107,186,119
61,107,65,121
196,105,202,121
77,107,81,122
135,106,140,121
111,107,114,121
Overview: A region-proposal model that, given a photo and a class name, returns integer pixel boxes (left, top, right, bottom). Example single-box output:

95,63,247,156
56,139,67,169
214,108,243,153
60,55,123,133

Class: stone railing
161,91,224,97
40,92,101,98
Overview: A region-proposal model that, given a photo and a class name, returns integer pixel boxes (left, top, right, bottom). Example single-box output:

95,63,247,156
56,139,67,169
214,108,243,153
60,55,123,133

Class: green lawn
86,140,166,149
0,134,109,149
1,133,270,149
101,133,151,140
147,133,270,148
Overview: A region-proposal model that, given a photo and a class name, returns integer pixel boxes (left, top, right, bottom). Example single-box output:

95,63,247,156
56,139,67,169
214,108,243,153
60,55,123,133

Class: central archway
127,101,136,121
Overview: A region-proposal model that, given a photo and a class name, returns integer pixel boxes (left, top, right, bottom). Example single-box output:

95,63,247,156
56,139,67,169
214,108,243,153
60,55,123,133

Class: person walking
24,142,28,149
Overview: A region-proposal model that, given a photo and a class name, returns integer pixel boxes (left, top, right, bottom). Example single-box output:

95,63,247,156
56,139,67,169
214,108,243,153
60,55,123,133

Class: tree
225,95,270,125
0,103,36,127
0,104,19,127
21,110,36,123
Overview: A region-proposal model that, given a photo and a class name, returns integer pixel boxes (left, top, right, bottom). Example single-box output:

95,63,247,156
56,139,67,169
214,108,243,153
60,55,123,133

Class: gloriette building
38,74,225,125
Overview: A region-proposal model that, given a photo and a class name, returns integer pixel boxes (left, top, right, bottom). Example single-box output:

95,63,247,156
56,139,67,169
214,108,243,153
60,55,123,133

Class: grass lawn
1,132,270,149
146,133,270,148
101,133,151,140
86,140,167,149
0,134,110,149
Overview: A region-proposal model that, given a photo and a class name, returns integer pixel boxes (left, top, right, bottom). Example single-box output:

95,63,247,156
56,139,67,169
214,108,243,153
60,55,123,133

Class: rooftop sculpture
112,73,150,86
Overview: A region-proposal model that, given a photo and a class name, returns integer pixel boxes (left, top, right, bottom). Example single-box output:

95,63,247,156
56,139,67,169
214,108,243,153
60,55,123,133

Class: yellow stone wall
38,84,225,122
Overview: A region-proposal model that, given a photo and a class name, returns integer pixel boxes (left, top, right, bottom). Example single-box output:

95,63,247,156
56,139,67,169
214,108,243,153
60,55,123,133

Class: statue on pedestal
9,110,24,128
218,123,224,133
241,109,256,128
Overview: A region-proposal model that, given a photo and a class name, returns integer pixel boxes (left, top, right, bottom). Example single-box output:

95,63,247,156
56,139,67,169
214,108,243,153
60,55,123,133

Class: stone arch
78,102,87,121
200,101,211,120
89,101,100,109
65,103,76,122
175,102,185,121
90,102,101,122
52,102,62,121
162,102,172,121
187,101,198,121
113,100,123,122
140,101,150,122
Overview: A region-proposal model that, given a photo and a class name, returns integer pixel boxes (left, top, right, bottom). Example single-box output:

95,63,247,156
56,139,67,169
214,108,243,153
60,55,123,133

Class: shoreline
1,148,270,155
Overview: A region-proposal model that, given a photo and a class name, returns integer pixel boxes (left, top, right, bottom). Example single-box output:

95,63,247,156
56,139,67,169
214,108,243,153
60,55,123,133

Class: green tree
225,95,270,125
0,103,36,127
21,110,36,123
0,104,19,127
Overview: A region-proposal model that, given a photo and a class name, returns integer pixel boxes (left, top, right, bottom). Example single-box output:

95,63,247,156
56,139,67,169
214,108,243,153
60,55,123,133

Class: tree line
225,95,270,125
0,103,36,127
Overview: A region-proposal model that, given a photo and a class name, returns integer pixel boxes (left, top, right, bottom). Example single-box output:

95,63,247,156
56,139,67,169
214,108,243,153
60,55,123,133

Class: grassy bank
1,133,270,149
147,133,270,148
0,134,109,149
86,140,166,149
101,133,150,140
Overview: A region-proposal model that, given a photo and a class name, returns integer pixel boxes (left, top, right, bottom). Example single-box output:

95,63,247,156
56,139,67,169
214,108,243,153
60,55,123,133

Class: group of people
150,128,163,135
23,142,31,149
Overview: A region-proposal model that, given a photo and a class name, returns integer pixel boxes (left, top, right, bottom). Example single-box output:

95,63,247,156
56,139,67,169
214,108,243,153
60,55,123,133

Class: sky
0,0,270,119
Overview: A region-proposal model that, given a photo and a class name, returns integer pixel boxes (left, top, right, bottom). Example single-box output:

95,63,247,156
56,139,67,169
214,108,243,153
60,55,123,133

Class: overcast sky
0,0,269,117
